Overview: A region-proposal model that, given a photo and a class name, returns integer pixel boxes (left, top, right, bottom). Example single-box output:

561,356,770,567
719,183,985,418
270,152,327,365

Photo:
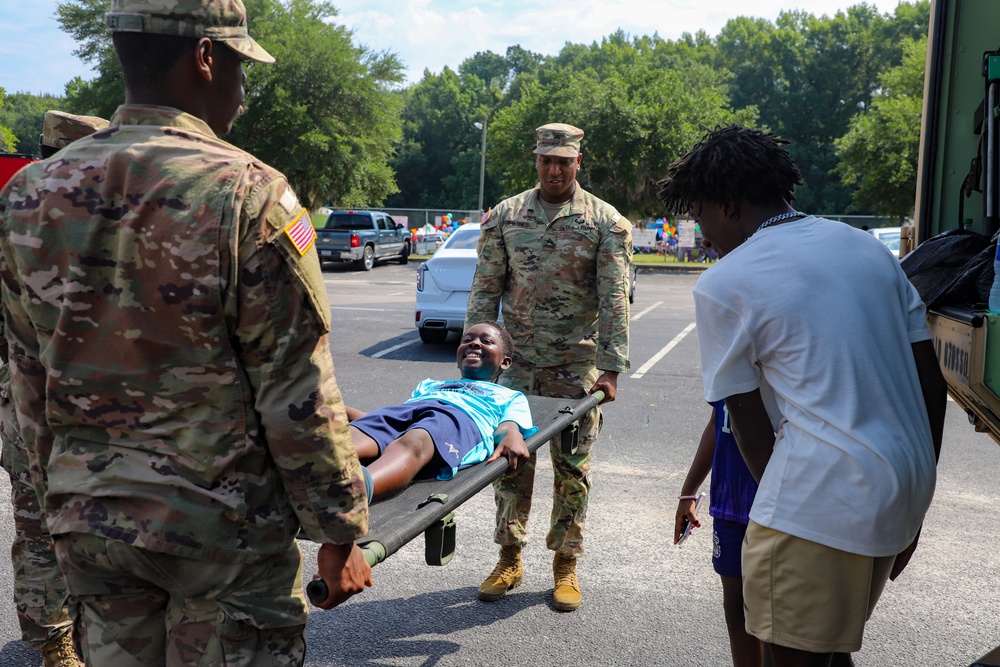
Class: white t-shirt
694,216,936,557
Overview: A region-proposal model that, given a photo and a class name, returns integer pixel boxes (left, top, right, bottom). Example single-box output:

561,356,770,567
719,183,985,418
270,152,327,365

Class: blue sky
5,0,905,97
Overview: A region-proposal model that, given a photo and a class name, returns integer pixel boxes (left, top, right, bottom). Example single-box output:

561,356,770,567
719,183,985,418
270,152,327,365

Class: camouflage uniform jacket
466,185,632,372
0,105,367,563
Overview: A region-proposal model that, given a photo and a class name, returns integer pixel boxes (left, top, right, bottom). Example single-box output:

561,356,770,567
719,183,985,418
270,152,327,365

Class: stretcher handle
306,541,385,606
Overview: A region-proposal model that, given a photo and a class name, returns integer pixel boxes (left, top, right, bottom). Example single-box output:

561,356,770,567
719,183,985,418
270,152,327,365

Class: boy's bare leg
720,575,765,667
366,428,437,500
348,425,380,461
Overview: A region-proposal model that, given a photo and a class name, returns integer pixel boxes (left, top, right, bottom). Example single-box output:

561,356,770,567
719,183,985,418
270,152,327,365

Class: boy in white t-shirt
656,125,947,667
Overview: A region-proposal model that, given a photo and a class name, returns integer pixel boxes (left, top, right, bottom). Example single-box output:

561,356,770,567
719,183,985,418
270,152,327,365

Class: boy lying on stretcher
346,321,538,502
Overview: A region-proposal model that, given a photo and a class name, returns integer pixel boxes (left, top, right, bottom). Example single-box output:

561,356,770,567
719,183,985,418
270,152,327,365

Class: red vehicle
0,153,38,190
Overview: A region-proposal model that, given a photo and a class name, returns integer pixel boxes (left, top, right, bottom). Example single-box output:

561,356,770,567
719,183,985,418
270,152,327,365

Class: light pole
474,120,487,214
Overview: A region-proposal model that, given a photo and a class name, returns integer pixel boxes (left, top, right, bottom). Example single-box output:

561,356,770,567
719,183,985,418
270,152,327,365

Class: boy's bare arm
912,340,946,461
487,422,529,471
675,413,716,544
724,389,775,484
892,340,948,581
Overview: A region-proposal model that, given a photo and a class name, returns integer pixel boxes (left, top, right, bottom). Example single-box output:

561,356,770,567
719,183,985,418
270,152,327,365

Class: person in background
0,1,371,663
0,109,107,667
466,122,632,612
675,402,763,667
657,124,946,667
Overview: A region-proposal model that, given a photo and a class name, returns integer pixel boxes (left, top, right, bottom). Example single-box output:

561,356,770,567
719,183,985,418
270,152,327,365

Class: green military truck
913,0,1000,442
910,3,1000,664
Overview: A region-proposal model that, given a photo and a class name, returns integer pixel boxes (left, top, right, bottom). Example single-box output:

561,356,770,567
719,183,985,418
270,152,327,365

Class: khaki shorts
741,520,895,654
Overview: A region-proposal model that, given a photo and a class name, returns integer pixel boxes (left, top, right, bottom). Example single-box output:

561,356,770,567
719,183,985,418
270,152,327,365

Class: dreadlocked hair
656,124,803,219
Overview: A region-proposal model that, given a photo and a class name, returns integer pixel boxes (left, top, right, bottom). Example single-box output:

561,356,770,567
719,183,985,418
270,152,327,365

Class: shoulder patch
279,187,299,214
284,209,316,256
612,213,621,223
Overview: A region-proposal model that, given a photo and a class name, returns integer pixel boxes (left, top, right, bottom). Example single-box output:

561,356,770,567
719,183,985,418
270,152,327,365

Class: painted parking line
331,306,391,312
630,322,697,380
372,338,420,359
631,301,662,321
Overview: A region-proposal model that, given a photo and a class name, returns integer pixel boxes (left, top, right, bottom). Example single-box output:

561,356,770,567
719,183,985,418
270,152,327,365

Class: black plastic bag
900,228,993,308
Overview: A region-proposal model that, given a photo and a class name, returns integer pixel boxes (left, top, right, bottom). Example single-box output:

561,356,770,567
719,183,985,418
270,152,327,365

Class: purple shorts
349,400,481,475
712,517,748,579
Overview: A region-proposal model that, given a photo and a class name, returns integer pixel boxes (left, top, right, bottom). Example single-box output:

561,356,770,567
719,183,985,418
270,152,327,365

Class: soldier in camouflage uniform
0,110,110,667
466,123,632,612
37,111,110,159
0,2,371,664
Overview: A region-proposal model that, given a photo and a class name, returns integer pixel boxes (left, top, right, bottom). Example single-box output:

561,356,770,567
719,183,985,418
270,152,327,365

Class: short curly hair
656,124,803,220
471,320,513,359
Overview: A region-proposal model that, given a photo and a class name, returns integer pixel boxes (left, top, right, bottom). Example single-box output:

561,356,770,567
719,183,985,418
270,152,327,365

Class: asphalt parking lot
0,264,998,666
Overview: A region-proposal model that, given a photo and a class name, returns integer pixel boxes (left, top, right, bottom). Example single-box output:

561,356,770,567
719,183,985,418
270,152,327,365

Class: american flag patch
284,209,316,256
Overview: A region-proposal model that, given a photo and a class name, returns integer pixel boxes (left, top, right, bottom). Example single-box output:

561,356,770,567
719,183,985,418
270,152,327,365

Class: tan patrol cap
533,123,584,157
106,0,275,64
40,111,110,150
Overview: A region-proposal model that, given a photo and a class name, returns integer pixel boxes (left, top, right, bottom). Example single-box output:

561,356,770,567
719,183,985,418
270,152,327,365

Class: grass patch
633,252,714,267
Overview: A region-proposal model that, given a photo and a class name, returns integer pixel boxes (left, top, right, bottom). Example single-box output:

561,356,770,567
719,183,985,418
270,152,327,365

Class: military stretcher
305,391,603,604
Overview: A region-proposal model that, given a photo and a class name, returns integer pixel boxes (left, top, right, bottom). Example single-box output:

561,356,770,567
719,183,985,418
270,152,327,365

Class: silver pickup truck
315,210,411,271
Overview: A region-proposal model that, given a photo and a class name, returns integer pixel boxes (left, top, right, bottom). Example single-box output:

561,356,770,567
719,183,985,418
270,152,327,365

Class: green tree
714,2,930,214
56,0,404,210
387,46,546,210
835,35,927,218
489,33,756,217
0,89,23,153
388,67,482,209
57,0,124,118
229,0,404,209
0,93,67,154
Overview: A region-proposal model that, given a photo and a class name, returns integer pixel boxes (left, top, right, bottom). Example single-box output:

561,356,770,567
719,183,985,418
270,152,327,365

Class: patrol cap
533,123,584,157
105,0,275,64
39,111,110,150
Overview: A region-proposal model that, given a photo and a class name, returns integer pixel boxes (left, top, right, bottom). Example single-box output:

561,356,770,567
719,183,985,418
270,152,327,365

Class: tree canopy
835,35,927,218
5,1,931,219
0,90,19,153
52,0,404,210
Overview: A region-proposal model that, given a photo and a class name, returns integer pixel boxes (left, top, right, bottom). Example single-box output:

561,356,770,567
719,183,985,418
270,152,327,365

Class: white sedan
415,223,482,343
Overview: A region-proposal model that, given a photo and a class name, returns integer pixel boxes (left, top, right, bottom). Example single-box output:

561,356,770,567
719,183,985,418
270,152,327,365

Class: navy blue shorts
349,400,481,475
712,518,749,579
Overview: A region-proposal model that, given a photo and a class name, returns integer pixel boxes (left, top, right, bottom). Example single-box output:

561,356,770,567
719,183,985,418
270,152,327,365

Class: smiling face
535,153,582,203
457,323,512,381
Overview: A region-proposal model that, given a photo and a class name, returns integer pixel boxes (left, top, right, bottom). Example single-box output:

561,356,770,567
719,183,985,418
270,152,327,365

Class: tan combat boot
552,554,581,612
41,632,83,667
477,545,523,601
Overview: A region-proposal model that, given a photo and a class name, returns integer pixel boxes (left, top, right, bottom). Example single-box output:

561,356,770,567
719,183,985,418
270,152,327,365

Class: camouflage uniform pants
53,532,308,667
0,383,73,648
493,362,601,558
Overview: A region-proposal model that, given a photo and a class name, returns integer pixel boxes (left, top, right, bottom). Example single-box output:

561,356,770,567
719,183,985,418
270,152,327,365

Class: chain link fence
818,214,909,229
316,207,482,230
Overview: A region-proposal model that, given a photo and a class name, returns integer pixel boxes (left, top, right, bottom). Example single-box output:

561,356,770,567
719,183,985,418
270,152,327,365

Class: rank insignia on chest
284,209,317,256
568,217,597,230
